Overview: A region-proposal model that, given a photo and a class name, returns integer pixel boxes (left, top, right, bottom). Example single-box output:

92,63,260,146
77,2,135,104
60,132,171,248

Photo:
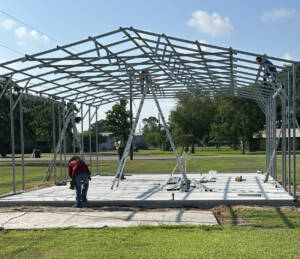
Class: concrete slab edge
0,199,296,208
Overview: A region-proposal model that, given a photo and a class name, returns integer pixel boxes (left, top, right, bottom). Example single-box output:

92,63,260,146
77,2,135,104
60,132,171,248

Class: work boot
82,199,88,206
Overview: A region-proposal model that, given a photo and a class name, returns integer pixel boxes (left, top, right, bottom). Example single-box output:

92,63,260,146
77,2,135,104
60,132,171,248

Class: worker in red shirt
68,156,91,208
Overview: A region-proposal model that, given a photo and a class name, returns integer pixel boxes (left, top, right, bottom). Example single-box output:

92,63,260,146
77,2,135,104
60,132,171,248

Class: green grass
1,146,267,159
1,156,299,195
132,146,267,156
0,208,300,258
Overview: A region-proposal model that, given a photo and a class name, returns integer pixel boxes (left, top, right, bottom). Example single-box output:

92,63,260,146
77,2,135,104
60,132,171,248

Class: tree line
1,64,299,156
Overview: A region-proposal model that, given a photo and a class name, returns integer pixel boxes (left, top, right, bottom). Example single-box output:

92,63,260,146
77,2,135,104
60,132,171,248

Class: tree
0,77,79,156
0,78,23,157
142,116,160,147
105,99,130,142
210,97,265,154
169,93,216,152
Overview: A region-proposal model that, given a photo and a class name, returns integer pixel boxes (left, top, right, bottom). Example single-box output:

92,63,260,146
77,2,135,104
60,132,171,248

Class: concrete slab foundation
0,173,295,207
0,210,218,229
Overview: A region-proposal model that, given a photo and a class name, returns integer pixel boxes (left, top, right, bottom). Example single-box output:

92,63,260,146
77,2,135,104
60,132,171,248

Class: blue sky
0,0,299,129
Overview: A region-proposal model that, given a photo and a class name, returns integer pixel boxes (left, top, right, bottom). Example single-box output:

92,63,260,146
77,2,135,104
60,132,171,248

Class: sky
0,0,299,130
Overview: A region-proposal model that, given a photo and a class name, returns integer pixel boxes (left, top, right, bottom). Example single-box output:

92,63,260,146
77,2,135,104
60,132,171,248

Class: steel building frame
0,27,298,197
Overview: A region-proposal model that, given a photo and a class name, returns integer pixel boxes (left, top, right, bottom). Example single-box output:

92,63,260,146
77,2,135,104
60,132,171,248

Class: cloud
30,29,39,40
1,19,15,30
261,8,296,22
186,10,234,37
42,35,49,43
282,53,292,60
281,52,293,65
14,26,49,44
15,26,27,39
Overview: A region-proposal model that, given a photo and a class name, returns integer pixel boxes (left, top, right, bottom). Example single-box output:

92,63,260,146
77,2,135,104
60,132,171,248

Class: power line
0,42,25,55
0,9,63,45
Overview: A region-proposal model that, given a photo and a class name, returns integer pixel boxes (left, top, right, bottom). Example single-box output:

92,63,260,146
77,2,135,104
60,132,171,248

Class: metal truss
0,27,298,198
0,26,295,105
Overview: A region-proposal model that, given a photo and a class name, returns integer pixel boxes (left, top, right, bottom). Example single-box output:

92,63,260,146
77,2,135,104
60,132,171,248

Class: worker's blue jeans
74,172,89,206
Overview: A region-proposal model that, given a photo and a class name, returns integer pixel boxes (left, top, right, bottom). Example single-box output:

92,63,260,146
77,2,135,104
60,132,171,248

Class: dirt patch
212,203,300,225
212,205,250,225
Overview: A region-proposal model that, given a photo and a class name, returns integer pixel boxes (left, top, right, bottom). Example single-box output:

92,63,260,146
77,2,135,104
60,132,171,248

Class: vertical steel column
81,104,84,160
288,71,291,194
95,106,99,174
130,82,133,160
63,101,67,180
89,106,92,171
272,96,277,179
58,104,63,182
270,96,275,178
281,89,287,190
72,103,75,155
265,99,271,172
52,101,57,184
292,64,297,198
19,95,25,191
9,83,16,194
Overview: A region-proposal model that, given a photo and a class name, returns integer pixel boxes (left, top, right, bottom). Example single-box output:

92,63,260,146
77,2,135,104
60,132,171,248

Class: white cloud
1,19,15,30
282,53,292,60
281,52,293,65
30,29,39,40
186,10,234,37
15,26,27,39
261,8,296,22
14,26,49,45
42,35,49,43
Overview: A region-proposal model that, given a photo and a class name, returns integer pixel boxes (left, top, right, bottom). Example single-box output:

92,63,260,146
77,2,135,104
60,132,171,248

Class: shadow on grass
275,207,295,229
228,206,238,226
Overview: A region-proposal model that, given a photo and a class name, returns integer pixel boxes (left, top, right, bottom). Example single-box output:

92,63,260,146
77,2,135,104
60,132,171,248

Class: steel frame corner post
150,84,189,189
9,81,16,194
52,100,57,184
111,81,149,190
292,63,297,198
71,103,75,155
272,95,277,179
63,101,67,180
80,104,85,161
287,70,292,194
19,95,25,191
58,104,62,182
129,80,133,160
281,84,287,190
88,106,92,172
95,105,99,174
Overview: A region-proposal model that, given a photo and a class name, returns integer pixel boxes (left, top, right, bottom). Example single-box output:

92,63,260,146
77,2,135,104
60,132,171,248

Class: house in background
252,128,300,151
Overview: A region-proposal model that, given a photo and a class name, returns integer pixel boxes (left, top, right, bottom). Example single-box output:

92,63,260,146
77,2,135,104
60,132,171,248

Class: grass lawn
0,208,300,258
1,155,299,196
0,146,269,159
134,146,267,156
